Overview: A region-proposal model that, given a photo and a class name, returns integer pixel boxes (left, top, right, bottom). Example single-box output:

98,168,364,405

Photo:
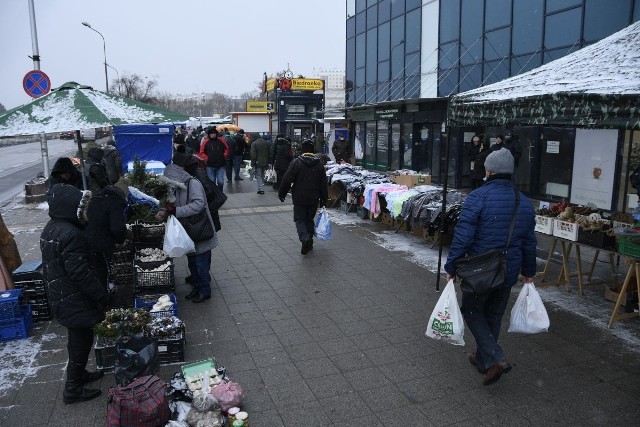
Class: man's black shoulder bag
454,188,520,294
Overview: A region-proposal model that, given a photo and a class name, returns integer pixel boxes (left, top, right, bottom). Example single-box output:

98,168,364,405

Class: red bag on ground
107,375,170,427
211,381,245,411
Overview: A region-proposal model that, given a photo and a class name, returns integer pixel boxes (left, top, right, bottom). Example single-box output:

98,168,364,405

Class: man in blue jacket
445,148,537,386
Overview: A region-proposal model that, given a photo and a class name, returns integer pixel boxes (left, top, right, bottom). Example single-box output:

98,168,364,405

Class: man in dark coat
86,181,128,289
278,140,328,255
271,135,293,190
250,133,271,194
332,134,351,163
445,148,536,386
232,129,247,181
85,147,110,194
49,157,83,191
40,185,108,403
102,138,123,184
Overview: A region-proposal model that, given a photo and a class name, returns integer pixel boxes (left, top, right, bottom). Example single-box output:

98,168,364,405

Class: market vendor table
608,258,640,328
537,235,618,295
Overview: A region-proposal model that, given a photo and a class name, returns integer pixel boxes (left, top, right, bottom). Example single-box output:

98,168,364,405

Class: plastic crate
553,219,579,241
29,301,52,322
131,221,165,244
134,261,175,292
618,235,640,259
95,345,117,372
134,293,178,319
110,261,134,278
0,305,33,342
535,215,554,235
0,289,23,322
181,358,216,379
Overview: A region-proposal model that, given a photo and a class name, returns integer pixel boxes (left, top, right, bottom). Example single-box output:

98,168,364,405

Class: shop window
367,5,378,29
405,8,421,53
356,33,366,68
584,0,631,42
378,22,391,60
545,8,582,49
364,121,377,168
391,0,405,18
459,64,482,92
546,0,581,14
366,29,378,84
460,0,483,65
511,53,542,76
513,0,543,55
483,60,509,85
403,123,413,169
440,0,460,43
347,17,356,39
391,123,401,170
538,127,575,199
377,120,390,170
485,0,512,30
378,0,391,24
484,27,510,61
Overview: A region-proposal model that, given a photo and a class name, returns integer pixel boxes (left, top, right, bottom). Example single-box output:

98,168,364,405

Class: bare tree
0,102,6,114
112,73,158,102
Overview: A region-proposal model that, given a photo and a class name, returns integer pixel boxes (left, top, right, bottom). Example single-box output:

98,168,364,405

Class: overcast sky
0,0,346,110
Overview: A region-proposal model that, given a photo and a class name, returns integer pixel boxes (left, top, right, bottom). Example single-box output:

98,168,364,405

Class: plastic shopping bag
508,282,550,334
114,335,160,386
425,280,465,346
264,167,277,184
163,215,195,258
314,207,332,240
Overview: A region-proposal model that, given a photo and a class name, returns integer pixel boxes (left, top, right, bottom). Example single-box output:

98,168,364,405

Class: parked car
81,128,96,141
59,131,74,139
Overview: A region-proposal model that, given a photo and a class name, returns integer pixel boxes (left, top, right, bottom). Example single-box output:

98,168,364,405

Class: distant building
312,67,345,118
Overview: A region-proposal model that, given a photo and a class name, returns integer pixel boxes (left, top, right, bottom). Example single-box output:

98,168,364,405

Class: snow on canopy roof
452,20,640,103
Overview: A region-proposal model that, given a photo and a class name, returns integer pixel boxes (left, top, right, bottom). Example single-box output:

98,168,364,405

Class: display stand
537,236,618,294
608,258,640,328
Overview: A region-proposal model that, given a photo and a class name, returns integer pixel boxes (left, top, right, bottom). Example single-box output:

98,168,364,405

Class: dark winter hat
300,140,314,153
484,148,514,174
172,151,189,167
237,129,245,135
207,126,218,136
173,133,185,145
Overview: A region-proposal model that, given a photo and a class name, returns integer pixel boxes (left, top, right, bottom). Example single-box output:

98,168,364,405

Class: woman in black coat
40,184,108,404
271,136,293,190
49,157,83,191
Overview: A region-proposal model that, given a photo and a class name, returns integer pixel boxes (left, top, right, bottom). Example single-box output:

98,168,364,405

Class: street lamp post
81,22,108,92
106,64,119,93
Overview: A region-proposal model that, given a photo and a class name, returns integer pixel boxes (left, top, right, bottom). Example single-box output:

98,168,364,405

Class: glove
164,203,176,215
279,196,285,203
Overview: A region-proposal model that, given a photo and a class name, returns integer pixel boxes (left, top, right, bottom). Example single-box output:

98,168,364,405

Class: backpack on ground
107,375,170,427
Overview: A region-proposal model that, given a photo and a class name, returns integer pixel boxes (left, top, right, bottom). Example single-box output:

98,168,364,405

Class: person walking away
222,131,236,183
185,128,201,154
49,157,84,191
332,134,351,163
504,133,522,169
158,161,218,303
467,134,481,186
40,184,109,403
445,148,536,386
272,135,293,190
103,137,123,184
85,147,110,195
233,129,247,181
250,133,271,194
200,127,230,191
278,140,328,255
86,179,128,290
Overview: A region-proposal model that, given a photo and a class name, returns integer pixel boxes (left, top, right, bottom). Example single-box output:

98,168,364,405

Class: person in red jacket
199,127,230,191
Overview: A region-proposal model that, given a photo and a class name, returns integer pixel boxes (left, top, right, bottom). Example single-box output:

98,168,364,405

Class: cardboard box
412,224,424,237
369,211,382,222
535,215,554,235
356,206,369,219
553,219,579,241
381,212,394,226
395,218,411,232
390,174,432,188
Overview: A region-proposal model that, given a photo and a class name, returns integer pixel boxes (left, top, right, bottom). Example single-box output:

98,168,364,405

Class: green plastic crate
617,235,640,259
181,358,216,379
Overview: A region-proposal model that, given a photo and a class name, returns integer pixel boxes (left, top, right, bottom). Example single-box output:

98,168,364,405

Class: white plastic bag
314,207,332,240
163,215,195,258
508,282,550,334
264,167,277,184
425,280,465,346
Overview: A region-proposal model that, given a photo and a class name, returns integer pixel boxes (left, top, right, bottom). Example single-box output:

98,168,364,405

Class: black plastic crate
94,345,117,372
134,261,175,292
131,221,165,244
111,272,135,288
159,350,185,365
157,338,185,365
109,286,135,309
111,249,134,264
28,301,52,322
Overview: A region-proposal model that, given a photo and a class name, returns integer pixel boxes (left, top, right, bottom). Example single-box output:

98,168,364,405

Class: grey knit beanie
484,148,514,174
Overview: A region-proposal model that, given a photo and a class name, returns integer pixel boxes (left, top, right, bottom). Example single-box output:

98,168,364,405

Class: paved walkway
0,177,639,426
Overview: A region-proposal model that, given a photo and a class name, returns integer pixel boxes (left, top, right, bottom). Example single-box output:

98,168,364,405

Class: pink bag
211,382,244,411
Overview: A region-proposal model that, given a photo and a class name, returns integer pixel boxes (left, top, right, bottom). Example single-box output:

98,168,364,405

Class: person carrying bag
444,148,537,386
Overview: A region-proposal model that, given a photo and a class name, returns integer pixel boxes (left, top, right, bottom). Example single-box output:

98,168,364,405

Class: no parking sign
23,70,51,98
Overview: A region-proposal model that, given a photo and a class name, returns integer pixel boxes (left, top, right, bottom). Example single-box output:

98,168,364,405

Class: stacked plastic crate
109,229,135,308
0,289,33,342
11,261,51,323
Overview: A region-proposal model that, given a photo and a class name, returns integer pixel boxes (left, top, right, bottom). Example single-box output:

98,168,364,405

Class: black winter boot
80,370,104,385
63,363,101,404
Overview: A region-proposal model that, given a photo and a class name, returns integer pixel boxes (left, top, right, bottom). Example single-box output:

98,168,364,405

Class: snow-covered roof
453,21,640,103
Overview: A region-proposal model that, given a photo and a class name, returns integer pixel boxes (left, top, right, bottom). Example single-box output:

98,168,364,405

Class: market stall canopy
447,21,640,130
0,81,189,137
214,124,241,132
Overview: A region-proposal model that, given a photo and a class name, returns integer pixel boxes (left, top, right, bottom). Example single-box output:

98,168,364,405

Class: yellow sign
265,78,277,92
291,78,324,91
246,101,276,112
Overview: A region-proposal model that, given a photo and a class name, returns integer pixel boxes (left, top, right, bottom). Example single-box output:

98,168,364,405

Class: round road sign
23,70,51,98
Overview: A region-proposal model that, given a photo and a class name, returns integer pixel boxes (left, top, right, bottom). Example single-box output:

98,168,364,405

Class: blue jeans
187,251,211,297
233,155,243,179
206,166,225,191
461,286,512,370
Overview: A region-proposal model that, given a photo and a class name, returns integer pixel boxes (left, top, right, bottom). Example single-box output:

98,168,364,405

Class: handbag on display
454,188,520,294
179,179,215,243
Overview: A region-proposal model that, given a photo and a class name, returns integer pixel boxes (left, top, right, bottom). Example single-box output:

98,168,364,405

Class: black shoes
185,288,199,300
192,295,211,303
301,240,313,255
63,386,101,404
235,177,244,181
257,190,265,194
80,370,104,385
468,353,488,374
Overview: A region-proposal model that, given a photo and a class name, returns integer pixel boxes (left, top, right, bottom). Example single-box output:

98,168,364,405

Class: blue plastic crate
0,304,33,342
134,293,178,319
0,289,23,322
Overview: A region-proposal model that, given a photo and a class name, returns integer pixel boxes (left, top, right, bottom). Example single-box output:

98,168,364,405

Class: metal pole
28,0,40,70
435,125,451,292
82,22,108,92
39,132,50,177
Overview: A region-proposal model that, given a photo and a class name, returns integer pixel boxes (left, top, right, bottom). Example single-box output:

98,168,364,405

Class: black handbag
455,188,520,294
179,179,215,242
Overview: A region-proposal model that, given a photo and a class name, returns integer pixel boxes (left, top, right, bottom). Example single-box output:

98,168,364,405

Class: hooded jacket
40,185,107,328
201,136,230,168
164,164,218,255
332,137,351,163
86,185,127,256
49,157,83,191
250,136,271,168
85,147,110,194
444,178,537,288
272,138,293,172
278,153,328,206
